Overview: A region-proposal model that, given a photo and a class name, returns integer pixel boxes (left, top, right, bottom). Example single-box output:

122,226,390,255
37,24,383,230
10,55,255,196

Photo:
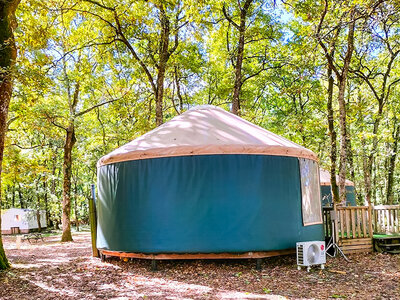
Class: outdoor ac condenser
296,241,326,272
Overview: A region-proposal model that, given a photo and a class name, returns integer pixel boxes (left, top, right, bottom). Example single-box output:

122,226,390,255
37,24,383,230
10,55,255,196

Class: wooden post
151,259,158,272
362,208,367,238
333,203,339,243
351,209,356,238
256,258,262,271
89,184,99,257
368,205,374,238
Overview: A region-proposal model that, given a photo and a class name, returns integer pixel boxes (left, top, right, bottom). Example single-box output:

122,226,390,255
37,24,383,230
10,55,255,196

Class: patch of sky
262,1,297,45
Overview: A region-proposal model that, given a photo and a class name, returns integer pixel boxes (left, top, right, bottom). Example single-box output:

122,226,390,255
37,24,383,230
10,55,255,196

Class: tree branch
82,0,115,11
11,143,48,150
74,93,125,117
44,112,68,131
58,7,116,30
113,10,157,94
385,77,400,104
222,4,240,29
6,116,18,130
71,82,80,111
316,0,342,81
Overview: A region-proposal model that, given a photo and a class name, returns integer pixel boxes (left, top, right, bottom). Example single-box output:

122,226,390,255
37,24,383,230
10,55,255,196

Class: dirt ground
0,232,399,299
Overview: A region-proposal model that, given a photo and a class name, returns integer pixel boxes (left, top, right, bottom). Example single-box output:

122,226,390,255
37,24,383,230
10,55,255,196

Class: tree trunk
18,183,23,208
36,210,42,233
361,136,371,205
327,63,339,203
174,66,184,113
4,186,8,207
337,16,355,204
372,159,377,203
74,180,79,232
231,0,252,115
363,104,384,205
155,6,170,126
337,78,349,203
48,149,57,228
36,180,41,232
11,182,15,207
43,180,49,227
0,0,20,270
155,66,166,126
109,3,183,127
386,123,400,204
231,28,245,115
345,85,357,202
61,122,76,242
346,134,357,201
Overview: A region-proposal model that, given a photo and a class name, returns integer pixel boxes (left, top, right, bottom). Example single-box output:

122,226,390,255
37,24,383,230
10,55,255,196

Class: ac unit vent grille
296,241,326,268
297,245,304,265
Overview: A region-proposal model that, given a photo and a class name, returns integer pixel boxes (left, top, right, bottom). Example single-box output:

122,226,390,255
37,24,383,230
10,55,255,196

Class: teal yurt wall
320,169,356,207
97,106,324,254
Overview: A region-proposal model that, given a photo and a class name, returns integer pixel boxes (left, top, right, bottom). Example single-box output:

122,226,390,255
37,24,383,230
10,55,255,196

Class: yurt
1,208,47,234
320,169,356,207
96,105,324,258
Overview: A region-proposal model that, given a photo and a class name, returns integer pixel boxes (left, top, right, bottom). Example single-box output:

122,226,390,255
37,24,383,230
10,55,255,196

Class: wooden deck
323,205,400,254
373,234,400,254
338,238,373,254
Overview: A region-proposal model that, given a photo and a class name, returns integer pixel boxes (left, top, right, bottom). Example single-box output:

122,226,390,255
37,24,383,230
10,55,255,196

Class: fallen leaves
0,232,399,299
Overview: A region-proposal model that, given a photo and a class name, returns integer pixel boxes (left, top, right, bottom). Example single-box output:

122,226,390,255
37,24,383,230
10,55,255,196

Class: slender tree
351,4,400,204
222,0,253,115
40,15,124,242
69,0,189,126
316,1,357,203
50,59,121,242
386,119,399,204
326,44,340,203
0,0,20,270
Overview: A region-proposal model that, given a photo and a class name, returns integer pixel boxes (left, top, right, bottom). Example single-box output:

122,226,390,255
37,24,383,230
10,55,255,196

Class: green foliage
1,0,400,230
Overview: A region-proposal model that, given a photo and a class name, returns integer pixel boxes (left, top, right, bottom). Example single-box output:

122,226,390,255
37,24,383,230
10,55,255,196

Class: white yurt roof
320,169,354,186
98,105,318,166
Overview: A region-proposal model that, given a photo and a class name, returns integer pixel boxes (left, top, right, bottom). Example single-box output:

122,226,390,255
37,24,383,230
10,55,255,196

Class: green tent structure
320,169,356,207
96,105,324,259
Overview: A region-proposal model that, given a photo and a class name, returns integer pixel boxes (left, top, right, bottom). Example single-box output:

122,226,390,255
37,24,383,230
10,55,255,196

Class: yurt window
299,158,322,226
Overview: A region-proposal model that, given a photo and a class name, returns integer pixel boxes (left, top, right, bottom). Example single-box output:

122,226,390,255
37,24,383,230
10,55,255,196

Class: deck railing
322,206,373,240
373,205,400,235
322,207,334,238
336,206,373,239
323,205,400,254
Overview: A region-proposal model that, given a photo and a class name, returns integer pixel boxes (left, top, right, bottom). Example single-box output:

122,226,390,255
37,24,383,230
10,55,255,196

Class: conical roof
98,105,318,166
320,169,354,186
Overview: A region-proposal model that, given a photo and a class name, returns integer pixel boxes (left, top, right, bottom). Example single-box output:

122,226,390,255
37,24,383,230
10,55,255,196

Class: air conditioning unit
296,241,326,272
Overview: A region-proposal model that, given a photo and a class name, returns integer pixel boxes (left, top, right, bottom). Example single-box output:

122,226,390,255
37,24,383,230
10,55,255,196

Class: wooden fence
323,205,400,254
323,206,374,238
323,206,374,254
322,207,334,238
373,205,400,235
336,206,373,239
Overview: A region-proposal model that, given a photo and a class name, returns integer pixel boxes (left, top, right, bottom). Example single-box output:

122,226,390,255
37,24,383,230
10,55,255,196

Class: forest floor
1,232,399,300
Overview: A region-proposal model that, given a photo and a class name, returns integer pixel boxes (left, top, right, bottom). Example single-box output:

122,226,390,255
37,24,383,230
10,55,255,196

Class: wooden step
387,250,400,254
341,248,373,255
378,243,400,247
339,238,372,246
339,238,373,254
